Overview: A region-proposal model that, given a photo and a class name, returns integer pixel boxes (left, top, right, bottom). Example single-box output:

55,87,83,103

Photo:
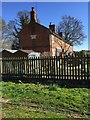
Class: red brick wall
19,21,73,55
19,21,50,53
50,34,73,56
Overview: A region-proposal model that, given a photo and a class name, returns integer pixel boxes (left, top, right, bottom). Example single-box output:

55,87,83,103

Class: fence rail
0,54,90,81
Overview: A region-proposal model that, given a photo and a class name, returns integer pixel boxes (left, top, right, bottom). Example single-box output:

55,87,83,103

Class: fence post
87,54,90,80
0,58,2,75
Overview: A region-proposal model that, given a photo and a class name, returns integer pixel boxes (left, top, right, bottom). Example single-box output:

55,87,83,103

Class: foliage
8,10,30,49
0,17,13,50
1,10,40,50
57,15,86,46
1,81,89,118
8,10,40,49
0,11,30,50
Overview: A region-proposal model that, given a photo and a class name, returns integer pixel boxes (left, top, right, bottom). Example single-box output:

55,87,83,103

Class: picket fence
0,54,90,81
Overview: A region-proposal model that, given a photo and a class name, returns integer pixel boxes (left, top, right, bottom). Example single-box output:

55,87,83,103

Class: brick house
19,7,73,56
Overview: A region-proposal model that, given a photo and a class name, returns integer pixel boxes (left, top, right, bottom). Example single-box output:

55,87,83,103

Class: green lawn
0,81,90,119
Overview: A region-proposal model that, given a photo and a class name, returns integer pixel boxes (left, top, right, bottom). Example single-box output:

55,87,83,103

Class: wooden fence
0,54,90,81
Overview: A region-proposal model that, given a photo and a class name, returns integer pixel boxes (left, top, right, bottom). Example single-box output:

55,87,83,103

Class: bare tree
0,16,13,50
57,15,86,47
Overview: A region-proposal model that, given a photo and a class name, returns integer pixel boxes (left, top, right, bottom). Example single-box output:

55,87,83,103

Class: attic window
31,35,37,39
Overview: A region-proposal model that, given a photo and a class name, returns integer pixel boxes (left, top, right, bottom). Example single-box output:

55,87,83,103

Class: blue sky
2,2,88,51
88,1,90,50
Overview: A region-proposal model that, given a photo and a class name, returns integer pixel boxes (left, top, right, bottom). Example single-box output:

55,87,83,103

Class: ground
0,81,90,119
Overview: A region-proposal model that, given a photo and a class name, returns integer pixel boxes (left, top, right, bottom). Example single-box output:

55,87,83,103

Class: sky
88,1,90,50
1,0,89,2
1,2,89,51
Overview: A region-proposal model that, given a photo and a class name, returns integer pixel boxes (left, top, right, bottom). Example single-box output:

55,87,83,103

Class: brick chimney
59,32,63,38
49,22,56,33
30,7,37,22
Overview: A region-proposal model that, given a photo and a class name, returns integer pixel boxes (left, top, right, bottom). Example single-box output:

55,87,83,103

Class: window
51,35,54,43
30,35,37,39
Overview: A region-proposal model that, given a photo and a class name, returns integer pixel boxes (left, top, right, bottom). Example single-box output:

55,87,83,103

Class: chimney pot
59,32,62,37
32,7,34,11
50,22,52,25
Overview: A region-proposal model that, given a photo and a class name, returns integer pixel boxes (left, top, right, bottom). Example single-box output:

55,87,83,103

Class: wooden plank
77,54,80,80
66,56,68,79
2,55,89,81
81,54,83,80
87,54,89,80
69,56,71,80
63,55,66,79
72,59,74,80
83,54,86,80
61,55,63,80
59,56,60,79
75,54,77,80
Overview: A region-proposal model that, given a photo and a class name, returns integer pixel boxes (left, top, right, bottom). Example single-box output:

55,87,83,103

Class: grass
0,81,90,118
